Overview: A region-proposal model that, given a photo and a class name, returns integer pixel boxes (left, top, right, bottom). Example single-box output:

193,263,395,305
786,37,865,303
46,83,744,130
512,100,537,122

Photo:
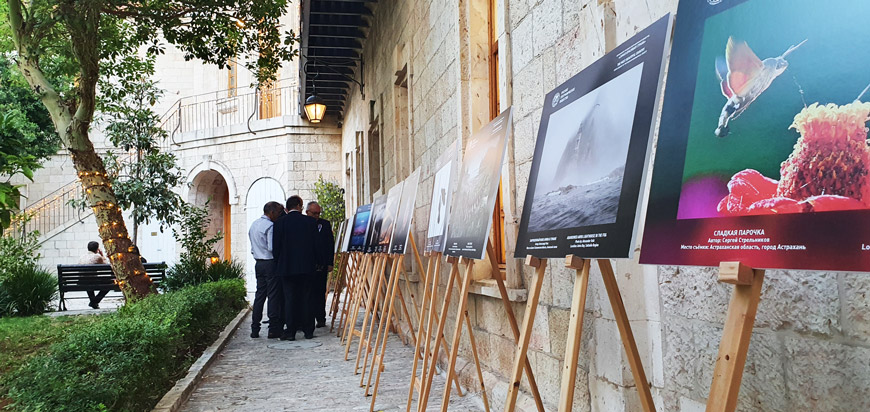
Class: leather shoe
250,330,260,338
280,333,296,341
304,332,314,339
267,332,281,339
316,321,326,328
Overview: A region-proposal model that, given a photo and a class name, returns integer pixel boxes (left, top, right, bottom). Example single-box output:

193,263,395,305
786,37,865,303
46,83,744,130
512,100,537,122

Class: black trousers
312,269,329,325
266,271,285,335
86,290,109,307
251,259,275,332
281,274,314,336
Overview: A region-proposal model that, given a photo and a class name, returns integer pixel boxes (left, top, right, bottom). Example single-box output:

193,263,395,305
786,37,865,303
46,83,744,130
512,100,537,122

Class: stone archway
188,170,232,260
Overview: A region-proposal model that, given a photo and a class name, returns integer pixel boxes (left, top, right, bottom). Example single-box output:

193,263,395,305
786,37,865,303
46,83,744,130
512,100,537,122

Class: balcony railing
160,79,299,141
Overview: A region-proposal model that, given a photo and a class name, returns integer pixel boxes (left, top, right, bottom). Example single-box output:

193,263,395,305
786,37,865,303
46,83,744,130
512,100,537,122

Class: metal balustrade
9,80,299,239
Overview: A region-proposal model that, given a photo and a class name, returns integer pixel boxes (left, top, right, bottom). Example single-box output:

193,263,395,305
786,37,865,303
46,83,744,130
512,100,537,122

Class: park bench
56,262,167,310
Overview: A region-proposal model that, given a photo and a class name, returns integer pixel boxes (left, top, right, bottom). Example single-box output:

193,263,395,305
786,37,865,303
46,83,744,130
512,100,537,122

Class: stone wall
337,0,870,411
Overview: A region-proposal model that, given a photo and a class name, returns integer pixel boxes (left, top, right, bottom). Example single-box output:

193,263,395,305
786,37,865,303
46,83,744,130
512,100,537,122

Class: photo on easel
348,203,372,252
641,0,870,271
425,141,459,254
365,195,388,254
390,168,421,254
341,216,354,252
444,108,513,260
515,15,672,259
377,182,404,253
334,219,348,254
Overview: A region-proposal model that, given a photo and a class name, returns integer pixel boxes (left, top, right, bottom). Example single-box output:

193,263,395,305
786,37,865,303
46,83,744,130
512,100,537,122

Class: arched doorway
188,170,232,260
245,178,286,292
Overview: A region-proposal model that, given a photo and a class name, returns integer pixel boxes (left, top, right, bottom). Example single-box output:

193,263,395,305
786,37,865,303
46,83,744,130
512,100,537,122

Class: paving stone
181,309,485,412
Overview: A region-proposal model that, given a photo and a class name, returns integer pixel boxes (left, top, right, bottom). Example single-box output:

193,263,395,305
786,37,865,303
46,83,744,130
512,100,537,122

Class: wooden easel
328,252,353,332
551,255,655,412
405,250,465,412
333,252,360,334
338,252,365,340
344,253,376,359
705,262,765,412
355,254,391,375
363,254,403,394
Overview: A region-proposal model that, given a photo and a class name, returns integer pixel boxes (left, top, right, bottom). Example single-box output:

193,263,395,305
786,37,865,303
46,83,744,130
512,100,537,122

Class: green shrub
0,216,41,279
5,279,245,412
162,259,244,292
0,266,57,316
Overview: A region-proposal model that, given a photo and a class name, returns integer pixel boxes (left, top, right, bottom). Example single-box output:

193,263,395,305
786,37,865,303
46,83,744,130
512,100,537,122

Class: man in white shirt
248,201,285,338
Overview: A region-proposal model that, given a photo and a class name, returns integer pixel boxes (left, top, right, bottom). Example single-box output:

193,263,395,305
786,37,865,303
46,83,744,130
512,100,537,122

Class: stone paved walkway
180,308,485,412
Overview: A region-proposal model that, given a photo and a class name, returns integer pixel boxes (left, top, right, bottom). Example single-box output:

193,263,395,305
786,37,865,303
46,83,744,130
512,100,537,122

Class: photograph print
341,216,354,252
444,108,513,260
365,195,388,254
425,141,459,254
334,219,347,254
377,182,404,253
641,0,870,271
349,204,372,252
515,14,672,259
390,168,421,254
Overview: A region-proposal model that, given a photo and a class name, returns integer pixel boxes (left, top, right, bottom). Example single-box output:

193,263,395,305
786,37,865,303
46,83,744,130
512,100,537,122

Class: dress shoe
315,321,326,328
88,303,100,309
304,332,314,339
280,333,296,341
250,330,260,338
267,332,281,339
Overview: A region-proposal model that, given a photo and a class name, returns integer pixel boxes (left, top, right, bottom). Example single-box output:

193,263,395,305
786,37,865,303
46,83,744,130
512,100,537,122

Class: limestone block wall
338,0,870,411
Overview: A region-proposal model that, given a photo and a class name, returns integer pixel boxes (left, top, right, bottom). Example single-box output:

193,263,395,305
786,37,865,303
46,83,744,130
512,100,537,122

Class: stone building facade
331,0,870,411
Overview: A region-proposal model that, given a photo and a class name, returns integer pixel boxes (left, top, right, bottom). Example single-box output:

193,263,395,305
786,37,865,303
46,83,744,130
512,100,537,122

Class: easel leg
706,265,765,412
487,241,546,412
344,255,371,358
358,256,389,377
558,257,591,412
369,256,406,409
438,258,476,412
463,304,491,412
348,255,378,362
504,257,547,412
598,259,656,412
418,258,460,412
366,256,403,395
335,254,357,335
407,254,436,411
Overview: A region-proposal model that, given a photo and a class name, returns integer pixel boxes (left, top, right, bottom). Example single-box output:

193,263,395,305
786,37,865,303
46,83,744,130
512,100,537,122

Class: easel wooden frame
355,254,392,376
546,255,655,412
328,251,354,332
334,252,361,335
338,252,366,340
705,262,765,412
344,253,376,359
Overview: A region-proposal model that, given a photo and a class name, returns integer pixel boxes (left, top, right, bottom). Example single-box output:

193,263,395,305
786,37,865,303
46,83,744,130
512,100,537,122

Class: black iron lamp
304,94,326,123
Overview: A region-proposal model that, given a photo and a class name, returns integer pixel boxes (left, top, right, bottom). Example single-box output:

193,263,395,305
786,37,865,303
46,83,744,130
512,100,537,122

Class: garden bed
0,279,246,412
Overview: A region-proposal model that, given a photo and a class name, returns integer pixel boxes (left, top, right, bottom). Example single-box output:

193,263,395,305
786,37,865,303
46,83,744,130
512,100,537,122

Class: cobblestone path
181,310,485,411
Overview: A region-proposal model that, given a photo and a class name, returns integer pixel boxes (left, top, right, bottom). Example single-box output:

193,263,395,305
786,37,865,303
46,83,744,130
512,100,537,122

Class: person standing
306,201,334,328
77,241,110,309
248,201,285,338
272,195,318,340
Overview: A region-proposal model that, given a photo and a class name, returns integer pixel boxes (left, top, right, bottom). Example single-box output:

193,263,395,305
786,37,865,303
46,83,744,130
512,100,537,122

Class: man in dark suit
272,195,318,340
305,201,335,328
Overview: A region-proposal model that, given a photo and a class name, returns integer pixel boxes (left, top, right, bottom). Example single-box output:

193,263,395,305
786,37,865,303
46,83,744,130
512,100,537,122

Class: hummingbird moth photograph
641,0,870,272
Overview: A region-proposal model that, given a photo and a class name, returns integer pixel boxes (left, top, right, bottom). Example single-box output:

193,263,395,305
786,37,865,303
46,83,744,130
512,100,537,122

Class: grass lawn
0,315,99,408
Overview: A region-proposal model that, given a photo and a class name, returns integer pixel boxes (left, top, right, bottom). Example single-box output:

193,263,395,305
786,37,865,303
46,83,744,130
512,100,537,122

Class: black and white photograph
424,142,459,254
341,216,354,252
377,182,403,252
390,169,420,254
444,108,512,260
364,195,387,254
515,14,672,259
528,63,643,232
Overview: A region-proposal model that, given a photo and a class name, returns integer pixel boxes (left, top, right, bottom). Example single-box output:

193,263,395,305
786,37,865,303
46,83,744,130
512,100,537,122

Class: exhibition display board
444,109,513,259
640,0,870,272
424,141,459,254
364,195,387,254
506,15,672,412
348,204,372,252
515,14,670,259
